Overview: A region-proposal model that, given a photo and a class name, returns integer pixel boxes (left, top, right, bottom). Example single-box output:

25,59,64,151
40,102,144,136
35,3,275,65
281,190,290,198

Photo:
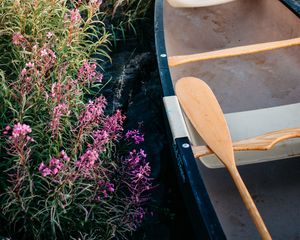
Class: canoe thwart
166,0,235,8
168,37,300,67
192,128,300,158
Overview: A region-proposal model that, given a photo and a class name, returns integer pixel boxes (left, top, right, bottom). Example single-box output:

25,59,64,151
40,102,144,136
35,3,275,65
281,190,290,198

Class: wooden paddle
167,0,235,8
175,77,272,240
169,37,300,67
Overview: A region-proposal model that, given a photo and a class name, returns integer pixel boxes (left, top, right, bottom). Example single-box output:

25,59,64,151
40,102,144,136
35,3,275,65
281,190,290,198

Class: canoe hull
155,0,300,239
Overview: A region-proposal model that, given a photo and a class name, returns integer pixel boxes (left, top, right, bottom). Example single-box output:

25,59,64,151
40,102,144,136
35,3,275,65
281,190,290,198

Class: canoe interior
163,0,300,239
165,0,300,114
199,157,300,239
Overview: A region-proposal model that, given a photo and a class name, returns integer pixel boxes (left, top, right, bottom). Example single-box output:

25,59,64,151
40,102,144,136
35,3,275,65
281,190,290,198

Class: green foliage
102,0,153,42
0,1,152,239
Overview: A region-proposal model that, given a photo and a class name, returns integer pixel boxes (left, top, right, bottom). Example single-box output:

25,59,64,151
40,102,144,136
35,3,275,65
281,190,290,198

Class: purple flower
134,207,145,221
132,163,151,183
127,149,147,167
98,181,115,199
126,129,144,144
124,149,152,208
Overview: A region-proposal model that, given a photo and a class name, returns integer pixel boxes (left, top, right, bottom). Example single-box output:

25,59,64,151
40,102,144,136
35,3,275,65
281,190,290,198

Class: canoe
155,0,300,239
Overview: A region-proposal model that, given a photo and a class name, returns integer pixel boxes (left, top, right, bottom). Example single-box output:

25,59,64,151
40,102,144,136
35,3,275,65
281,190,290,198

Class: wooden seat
184,99,300,168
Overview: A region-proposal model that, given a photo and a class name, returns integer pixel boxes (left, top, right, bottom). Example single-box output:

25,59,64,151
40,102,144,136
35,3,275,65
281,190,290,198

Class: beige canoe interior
164,0,300,239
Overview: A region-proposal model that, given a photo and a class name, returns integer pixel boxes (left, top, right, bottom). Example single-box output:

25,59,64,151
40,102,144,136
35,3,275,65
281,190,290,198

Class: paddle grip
228,166,272,240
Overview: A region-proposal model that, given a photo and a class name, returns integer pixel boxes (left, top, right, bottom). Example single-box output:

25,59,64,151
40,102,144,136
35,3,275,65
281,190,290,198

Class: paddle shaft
175,77,272,239
228,165,272,240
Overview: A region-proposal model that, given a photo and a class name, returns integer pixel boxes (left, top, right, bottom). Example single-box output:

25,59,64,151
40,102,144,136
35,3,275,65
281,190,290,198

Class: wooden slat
167,0,235,8
168,37,300,67
192,128,300,158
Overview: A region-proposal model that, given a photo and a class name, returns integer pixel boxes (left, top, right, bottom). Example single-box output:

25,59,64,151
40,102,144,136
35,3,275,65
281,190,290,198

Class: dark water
102,22,196,240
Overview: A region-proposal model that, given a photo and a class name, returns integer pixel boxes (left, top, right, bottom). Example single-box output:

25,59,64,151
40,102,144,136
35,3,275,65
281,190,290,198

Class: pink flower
70,9,81,24
60,150,70,161
40,48,56,59
77,60,103,84
33,44,38,51
127,149,146,167
50,82,60,99
76,149,99,170
79,96,107,127
39,154,68,177
26,62,34,68
39,162,46,172
41,168,52,177
21,68,27,76
40,49,48,57
50,103,69,135
47,32,54,39
6,123,33,165
38,162,52,177
92,129,110,152
12,123,32,138
12,32,27,46
102,110,125,140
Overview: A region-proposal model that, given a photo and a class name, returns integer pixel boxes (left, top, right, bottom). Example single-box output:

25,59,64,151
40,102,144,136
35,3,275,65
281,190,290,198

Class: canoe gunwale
155,0,226,239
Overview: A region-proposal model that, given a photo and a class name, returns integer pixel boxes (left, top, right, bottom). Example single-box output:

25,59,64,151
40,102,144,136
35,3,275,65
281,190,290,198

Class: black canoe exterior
154,0,300,239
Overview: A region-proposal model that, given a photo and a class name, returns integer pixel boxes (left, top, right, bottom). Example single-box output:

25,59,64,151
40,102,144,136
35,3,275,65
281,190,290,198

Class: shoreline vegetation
0,1,153,239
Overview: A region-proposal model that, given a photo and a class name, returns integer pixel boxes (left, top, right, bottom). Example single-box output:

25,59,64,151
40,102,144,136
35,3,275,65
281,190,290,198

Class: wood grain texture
192,128,300,157
175,77,271,239
168,37,300,67
175,77,235,165
166,0,235,8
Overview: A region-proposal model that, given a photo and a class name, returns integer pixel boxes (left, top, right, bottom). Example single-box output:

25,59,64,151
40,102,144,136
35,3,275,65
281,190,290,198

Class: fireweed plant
0,0,152,239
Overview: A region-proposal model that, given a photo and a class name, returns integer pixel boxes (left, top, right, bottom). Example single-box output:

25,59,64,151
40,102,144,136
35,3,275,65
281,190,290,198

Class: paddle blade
175,77,235,166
